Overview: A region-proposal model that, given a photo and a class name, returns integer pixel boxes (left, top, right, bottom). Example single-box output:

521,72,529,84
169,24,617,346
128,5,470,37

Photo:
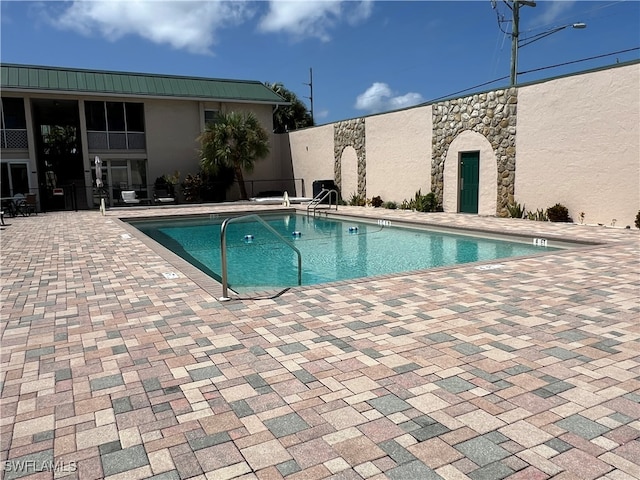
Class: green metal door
459,152,479,214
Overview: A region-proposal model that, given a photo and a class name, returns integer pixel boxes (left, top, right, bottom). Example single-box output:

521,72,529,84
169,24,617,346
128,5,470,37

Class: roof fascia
1,87,291,106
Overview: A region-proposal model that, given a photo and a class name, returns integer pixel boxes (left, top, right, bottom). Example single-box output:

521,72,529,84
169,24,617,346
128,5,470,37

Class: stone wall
334,118,366,198
432,88,517,216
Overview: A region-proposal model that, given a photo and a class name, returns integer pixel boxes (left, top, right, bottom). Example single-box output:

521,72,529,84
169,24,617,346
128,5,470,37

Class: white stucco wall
444,131,498,216
288,124,335,198
145,99,202,181
286,63,638,223
288,108,433,203
366,107,432,202
516,63,640,226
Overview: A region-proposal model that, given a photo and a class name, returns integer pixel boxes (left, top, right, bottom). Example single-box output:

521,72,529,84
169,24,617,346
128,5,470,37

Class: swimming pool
129,212,562,295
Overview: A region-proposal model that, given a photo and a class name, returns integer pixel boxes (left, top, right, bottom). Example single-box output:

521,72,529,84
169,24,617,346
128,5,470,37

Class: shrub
546,203,571,222
411,189,441,212
182,173,203,202
369,196,383,208
154,175,171,193
348,192,366,206
156,170,180,197
506,201,526,219
382,201,397,210
527,209,548,221
164,170,181,186
423,191,441,212
635,210,640,229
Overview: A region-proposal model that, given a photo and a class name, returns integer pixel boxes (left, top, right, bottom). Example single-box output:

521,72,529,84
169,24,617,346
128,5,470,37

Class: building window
204,109,219,126
106,102,126,131
1,97,28,149
85,101,145,150
85,101,107,131
1,97,27,129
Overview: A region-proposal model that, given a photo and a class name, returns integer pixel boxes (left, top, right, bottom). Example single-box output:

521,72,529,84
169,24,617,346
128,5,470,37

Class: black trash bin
312,179,340,204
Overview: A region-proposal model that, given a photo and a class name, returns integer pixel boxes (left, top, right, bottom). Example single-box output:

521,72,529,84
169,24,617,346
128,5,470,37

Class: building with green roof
1,64,289,210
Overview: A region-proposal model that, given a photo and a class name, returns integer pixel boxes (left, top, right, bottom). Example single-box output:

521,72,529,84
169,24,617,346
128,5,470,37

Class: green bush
635,210,640,229
546,203,571,222
348,192,366,206
382,201,397,210
506,201,526,219
527,208,548,222
409,189,441,212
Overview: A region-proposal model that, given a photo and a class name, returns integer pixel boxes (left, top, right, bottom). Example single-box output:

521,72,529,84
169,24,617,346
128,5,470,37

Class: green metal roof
1,64,288,104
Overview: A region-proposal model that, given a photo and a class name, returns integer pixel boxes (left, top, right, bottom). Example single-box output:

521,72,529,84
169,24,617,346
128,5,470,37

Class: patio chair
25,193,37,215
1,199,16,218
154,188,176,204
121,190,140,205
12,194,27,216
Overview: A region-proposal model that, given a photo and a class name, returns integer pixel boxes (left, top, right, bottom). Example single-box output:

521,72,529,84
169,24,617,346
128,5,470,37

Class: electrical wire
519,47,639,75
426,47,639,103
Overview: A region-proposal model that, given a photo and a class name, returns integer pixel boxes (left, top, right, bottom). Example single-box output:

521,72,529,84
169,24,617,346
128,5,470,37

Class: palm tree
198,111,270,200
266,82,314,133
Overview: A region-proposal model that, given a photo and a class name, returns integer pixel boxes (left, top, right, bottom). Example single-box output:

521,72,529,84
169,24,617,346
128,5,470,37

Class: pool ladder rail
218,214,302,301
307,189,339,217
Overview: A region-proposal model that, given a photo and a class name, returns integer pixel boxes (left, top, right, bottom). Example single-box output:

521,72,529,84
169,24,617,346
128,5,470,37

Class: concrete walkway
1,205,638,480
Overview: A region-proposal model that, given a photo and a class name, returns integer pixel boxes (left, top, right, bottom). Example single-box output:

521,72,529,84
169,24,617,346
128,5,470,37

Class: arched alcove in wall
334,118,366,198
340,146,359,201
444,131,498,216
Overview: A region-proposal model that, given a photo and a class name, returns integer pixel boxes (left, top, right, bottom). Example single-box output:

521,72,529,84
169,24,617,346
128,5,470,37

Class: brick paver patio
1,204,638,479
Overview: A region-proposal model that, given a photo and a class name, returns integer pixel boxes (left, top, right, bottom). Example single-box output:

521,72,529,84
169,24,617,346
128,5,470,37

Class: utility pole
509,0,536,86
304,67,314,126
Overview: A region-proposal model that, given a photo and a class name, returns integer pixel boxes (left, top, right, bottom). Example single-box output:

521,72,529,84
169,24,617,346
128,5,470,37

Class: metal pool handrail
219,214,302,301
306,189,339,217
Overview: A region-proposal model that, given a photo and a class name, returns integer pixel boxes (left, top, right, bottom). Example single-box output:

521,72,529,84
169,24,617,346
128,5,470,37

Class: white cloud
354,82,424,114
44,0,255,55
38,0,374,54
258,0,373,41
532,0,577,27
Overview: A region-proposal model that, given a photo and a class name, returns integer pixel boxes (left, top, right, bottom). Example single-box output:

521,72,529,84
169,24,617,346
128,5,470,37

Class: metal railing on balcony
1,129,28,149
87,131,146,151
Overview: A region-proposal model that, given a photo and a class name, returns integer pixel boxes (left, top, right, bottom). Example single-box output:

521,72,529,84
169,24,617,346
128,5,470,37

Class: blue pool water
131,213,559,293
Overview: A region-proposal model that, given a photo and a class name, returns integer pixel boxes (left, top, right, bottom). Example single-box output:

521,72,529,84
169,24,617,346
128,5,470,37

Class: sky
1,1,639,125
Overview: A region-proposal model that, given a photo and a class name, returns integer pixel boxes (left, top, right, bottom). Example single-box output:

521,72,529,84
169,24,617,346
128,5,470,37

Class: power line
426,47,639,104
520,47,639,75
426,75,509,103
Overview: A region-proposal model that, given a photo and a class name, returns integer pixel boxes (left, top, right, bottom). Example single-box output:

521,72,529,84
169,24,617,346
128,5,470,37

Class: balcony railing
87,131,146,151
1,129,28,149
0,129,146,151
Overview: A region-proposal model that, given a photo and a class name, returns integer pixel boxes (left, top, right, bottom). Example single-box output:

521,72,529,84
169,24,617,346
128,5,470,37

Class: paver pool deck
1,204,639,480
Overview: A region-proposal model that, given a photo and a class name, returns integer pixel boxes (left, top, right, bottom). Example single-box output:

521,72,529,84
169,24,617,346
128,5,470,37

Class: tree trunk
234,164,248,199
